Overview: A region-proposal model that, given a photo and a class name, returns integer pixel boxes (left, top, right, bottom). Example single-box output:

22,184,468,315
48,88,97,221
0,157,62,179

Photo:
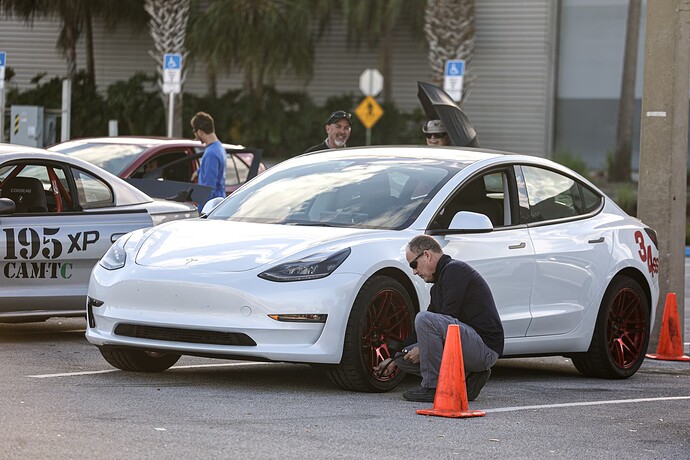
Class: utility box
10,105,43,147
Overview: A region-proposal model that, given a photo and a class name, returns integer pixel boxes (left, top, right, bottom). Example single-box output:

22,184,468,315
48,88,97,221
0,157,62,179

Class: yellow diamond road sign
355,96,384,129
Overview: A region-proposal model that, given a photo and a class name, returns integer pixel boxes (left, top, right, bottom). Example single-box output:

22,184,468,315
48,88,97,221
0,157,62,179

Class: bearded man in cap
305,110,352,153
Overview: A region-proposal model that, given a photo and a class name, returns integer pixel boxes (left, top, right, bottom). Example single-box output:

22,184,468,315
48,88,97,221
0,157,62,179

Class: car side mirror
0,197,16,215
448,211,493,233
200,197,224,216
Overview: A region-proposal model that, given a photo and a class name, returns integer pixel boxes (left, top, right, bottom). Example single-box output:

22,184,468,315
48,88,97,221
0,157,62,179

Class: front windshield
51,143,148,175
209,155,461,230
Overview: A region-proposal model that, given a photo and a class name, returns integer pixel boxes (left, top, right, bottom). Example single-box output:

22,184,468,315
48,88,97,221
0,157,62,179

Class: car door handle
508,242,526,249
588,237,605,244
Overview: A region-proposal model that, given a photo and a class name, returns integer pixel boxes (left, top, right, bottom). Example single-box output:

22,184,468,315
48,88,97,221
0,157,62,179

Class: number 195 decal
2,226,100,280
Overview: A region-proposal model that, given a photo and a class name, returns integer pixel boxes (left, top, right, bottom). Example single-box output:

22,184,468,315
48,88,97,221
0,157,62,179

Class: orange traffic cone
416,324,486,418
645,292,690,361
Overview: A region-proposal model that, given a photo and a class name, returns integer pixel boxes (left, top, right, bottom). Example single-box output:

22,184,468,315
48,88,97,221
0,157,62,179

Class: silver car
0,144,198,322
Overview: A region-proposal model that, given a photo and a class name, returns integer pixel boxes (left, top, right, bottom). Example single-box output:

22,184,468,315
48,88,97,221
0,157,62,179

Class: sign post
0,52,6,143
357,69,384,145
163,53,182,138
443,59,465,102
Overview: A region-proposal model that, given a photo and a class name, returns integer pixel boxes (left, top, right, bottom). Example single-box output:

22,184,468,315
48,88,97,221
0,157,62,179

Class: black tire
571,276,649,379
325,275,414,392
99,346,181,372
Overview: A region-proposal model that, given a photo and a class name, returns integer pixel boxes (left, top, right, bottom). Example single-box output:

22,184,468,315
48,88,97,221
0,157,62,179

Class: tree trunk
610,0,642,182
84,6,95,87
64,24,79,87
145,0,190,137
424,0,476,102
206,63,217,99
380,25,393,103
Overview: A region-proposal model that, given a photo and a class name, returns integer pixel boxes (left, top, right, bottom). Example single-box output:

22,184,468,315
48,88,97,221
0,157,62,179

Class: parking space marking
485,396,690,413
27,362,277,379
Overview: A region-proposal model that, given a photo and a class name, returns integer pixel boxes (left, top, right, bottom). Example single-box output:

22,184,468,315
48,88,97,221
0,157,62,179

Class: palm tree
145,0,190,137
424,0,476,104
186,0,313,100
0,0,81,85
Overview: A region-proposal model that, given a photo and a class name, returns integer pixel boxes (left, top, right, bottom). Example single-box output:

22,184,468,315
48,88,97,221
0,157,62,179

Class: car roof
291,145,599,190
295,145,509,163
0,143,154,203
50,137,245,150
0,143,50,155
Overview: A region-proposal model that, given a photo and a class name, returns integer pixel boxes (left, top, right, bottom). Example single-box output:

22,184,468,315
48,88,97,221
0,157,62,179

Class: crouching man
376,235,505,402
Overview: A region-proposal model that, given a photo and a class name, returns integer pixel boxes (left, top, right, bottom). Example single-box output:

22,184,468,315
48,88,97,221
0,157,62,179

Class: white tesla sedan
86,146,659,392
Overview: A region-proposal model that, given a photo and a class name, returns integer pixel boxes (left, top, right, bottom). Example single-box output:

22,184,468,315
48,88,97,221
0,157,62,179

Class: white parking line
484,396,690,413
27,362,277,379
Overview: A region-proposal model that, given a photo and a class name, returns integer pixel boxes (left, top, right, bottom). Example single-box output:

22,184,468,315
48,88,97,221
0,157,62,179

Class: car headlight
258,248,351,282
98,230,144,270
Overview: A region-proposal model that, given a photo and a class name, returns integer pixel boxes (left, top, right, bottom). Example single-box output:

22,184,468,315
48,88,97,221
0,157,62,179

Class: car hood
135,219,377,272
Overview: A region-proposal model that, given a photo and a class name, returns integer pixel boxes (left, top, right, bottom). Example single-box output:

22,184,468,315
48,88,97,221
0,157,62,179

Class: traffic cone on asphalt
645,292,690,362
416,324,486,418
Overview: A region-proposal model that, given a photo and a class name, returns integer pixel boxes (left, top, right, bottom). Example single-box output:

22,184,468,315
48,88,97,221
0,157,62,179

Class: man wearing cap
305,110,352,153
423,119,450,146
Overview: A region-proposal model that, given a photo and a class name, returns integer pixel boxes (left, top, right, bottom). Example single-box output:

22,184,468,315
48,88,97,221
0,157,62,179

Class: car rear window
52,143,148,176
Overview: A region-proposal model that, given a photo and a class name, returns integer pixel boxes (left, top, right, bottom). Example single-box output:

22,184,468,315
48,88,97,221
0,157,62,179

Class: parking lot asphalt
0,263,688,459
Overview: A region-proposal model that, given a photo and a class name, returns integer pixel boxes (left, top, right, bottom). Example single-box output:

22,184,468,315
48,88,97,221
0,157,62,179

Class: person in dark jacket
375,234,505,403
305,110,352,153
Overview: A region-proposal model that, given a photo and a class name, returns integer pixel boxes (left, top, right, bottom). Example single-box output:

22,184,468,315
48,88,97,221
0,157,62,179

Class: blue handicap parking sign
445,60,465,77
164,53,181,70
0,52,6,67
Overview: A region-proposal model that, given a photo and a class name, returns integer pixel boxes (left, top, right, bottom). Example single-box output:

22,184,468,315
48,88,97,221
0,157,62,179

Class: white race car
0,144,198,322
86,146,659,392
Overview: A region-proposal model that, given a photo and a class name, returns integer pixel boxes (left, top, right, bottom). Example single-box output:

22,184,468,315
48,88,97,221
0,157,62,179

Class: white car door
429,169,535,338
519,165,613,336
0,161,154,320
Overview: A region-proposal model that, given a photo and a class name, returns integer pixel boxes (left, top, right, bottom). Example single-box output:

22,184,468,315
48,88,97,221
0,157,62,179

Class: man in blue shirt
191,111,226,211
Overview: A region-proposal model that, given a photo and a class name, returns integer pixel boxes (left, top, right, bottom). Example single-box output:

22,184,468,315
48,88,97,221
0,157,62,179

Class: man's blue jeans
394,310,499,388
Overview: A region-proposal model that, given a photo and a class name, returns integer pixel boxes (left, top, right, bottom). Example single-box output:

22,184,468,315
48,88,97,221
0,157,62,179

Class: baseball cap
326,110,352,126
422,119,446,134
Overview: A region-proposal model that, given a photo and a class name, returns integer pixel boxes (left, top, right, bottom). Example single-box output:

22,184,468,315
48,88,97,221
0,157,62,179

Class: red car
50,137,266,204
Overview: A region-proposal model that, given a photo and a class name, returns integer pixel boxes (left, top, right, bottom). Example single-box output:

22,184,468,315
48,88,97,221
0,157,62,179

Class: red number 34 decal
634,230,659,276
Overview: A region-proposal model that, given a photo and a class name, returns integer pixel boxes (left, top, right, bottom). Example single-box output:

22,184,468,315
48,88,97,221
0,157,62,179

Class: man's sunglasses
425,132,447,139
409,251,425,269
327,111,352,125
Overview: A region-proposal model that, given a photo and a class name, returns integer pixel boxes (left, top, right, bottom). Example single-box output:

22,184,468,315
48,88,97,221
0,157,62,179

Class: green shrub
6,72,109,139
614,183,637,216
5,73,452,161
107,72,164,135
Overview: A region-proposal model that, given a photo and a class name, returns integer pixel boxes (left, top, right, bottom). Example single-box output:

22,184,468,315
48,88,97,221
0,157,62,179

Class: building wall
555,0,644,170
555,0,690,173
0,1,556,157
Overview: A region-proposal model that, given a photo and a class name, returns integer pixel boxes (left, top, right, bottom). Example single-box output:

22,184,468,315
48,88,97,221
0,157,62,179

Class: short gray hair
407,235,442,254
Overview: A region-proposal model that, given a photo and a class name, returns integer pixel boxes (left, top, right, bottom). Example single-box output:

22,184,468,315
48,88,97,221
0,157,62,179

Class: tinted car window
431,171,508,229
522,166,601,222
